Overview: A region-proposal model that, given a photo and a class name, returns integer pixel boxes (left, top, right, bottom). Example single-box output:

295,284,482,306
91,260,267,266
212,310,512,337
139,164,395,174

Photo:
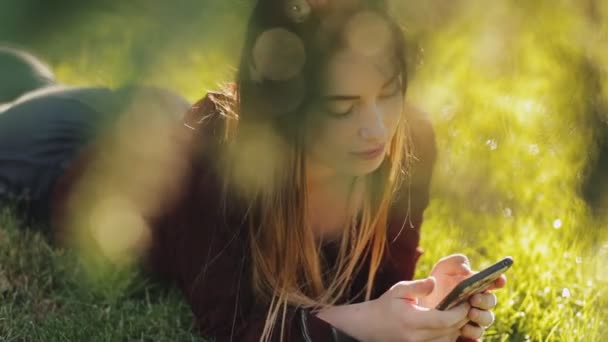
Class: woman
52,0,507,341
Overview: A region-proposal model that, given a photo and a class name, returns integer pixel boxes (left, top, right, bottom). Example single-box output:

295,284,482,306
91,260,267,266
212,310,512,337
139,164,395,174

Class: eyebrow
321,73,400,101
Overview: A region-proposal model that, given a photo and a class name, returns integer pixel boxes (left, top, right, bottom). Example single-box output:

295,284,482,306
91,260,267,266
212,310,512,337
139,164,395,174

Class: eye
324,102,356,118
379,79,402,98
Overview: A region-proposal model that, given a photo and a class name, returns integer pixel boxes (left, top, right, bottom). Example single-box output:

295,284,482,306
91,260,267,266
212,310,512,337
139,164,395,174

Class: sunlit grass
0,209,202,341
418,202,608,341
409,0,608,341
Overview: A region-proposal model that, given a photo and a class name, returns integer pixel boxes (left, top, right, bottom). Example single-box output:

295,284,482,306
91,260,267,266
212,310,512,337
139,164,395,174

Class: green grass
409,1,608,340
0,210,202,341
417,205,608,341
1,0,608,340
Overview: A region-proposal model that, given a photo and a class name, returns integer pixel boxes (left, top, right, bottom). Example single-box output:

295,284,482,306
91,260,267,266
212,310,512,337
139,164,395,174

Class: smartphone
435,256,513,311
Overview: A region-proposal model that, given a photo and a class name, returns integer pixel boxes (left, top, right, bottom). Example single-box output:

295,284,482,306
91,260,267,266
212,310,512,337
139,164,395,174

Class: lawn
0,209,202,341
1,0,607,341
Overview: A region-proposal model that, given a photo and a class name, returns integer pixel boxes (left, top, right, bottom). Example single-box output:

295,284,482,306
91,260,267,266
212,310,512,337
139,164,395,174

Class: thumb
390,277,435,300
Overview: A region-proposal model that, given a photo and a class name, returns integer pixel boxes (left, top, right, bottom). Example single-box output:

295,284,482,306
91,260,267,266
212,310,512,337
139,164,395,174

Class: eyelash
326,83,401,118
327,106,355,118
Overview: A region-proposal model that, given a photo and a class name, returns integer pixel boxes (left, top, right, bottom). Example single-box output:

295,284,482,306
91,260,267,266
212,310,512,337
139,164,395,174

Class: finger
489,273,508,290
470,292,497,310
417,323,468,341
436,254,472,274
414,315,470,341
468,308,495,327
461,323,485,340
390,278,435,300
415,302,471,329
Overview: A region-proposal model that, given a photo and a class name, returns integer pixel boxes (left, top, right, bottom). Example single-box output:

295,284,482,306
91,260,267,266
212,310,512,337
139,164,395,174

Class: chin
349,155,387,176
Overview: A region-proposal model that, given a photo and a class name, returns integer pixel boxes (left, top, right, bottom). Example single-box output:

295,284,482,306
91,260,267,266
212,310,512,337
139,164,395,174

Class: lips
351,144,385,160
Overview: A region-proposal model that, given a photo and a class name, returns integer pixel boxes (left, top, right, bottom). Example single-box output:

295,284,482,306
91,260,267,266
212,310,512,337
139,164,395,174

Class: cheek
306,118,356,160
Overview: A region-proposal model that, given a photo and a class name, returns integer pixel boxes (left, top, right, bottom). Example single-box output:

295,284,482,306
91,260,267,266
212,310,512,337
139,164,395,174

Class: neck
305,159,365,241
305,160,355,195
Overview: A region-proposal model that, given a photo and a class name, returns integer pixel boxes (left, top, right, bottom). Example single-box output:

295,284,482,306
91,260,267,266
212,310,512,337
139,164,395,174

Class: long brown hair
216,1,412,340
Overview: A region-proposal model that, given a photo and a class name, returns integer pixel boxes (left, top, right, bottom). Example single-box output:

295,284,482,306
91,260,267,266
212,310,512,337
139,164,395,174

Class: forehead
321,48,398,91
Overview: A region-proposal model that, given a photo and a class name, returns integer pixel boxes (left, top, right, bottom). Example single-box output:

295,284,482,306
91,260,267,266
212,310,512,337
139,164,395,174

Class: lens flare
62,92,192,269
88,195,151,264
224,122,287,197
252,28,306,81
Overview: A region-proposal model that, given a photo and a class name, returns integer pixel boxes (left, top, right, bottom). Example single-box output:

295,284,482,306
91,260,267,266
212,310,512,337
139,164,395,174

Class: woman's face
304,47,404,178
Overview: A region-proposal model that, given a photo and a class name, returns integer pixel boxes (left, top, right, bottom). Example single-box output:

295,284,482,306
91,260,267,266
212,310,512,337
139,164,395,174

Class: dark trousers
0,95,102,224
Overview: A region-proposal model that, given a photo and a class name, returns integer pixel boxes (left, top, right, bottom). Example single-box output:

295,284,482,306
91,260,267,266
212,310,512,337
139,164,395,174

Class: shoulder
393,103,437,200
405,103,437,171
174,85,246,221
387,104,437,233
182,84,237,138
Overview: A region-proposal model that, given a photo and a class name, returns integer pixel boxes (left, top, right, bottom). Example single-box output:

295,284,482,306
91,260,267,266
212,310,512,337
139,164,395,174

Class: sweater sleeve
372,107,438,298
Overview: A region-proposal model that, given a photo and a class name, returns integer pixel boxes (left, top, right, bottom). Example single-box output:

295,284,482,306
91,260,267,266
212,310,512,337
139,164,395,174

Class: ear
285,0,313,23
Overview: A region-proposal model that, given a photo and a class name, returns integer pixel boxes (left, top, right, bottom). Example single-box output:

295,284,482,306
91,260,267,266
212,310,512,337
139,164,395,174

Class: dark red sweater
52,91,438,341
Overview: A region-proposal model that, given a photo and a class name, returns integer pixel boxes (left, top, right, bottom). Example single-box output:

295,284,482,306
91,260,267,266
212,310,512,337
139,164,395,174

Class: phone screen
435,257,513,311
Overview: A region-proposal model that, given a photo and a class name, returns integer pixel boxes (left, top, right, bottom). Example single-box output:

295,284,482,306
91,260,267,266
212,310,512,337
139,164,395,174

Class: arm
314,279,472,342
181,235,466,342
313,301,374,341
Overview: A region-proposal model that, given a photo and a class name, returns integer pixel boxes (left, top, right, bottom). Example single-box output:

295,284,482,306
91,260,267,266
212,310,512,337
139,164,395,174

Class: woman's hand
363,278,471,342
418,254,507,341
461,291,499,341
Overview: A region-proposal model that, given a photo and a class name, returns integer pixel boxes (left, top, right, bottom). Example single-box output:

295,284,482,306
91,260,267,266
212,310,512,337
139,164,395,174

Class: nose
358,103,388,143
